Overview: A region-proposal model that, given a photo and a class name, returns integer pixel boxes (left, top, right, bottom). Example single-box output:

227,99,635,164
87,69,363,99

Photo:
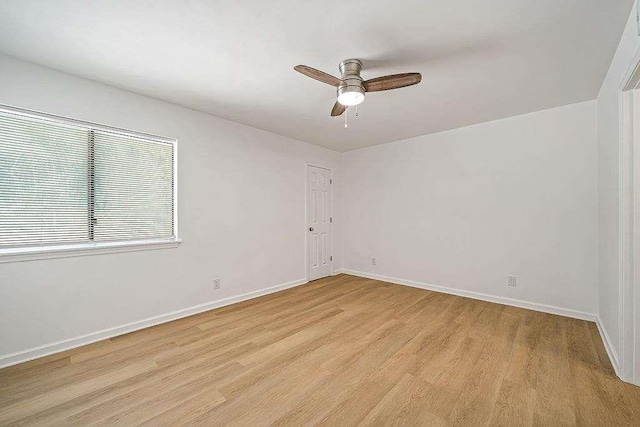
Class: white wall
342,101,598,316
0,54,342,363
597,1,640,367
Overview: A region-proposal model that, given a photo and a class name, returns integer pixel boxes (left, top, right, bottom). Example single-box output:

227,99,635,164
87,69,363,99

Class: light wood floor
1,274,639,426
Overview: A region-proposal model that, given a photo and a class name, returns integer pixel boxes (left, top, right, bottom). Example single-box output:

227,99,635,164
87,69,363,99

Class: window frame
0,104,180,263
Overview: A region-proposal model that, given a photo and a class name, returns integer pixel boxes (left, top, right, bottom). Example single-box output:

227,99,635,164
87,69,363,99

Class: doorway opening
619,59,640,386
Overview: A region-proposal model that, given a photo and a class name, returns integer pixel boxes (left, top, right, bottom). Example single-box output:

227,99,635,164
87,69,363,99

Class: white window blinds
0,107,176,252
93,131,174,242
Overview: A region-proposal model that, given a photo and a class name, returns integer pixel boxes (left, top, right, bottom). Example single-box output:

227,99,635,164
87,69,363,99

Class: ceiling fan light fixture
337,86,365,106
294,58,421,116
338,91,365,106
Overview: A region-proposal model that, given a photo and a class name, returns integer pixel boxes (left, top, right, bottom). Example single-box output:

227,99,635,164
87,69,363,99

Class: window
0,105,178,261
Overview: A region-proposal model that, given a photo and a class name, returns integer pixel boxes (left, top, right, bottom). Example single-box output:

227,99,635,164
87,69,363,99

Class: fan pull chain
355,104,358,117
344,108,348,129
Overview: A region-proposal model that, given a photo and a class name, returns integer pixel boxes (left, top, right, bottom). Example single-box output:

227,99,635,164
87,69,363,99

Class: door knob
309,227,314,232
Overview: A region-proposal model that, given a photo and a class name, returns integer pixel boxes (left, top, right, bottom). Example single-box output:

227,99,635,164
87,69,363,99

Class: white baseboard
340,269,597,322
596,316,621,378
0,278,308,369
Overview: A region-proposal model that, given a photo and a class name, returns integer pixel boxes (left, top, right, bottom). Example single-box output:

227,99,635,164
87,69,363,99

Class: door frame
305,163,334,282
618,46,640,386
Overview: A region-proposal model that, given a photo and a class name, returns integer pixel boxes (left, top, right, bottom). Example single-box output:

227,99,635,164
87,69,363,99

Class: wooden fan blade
331,101,346,117
363,73,422,92
294,65,343,87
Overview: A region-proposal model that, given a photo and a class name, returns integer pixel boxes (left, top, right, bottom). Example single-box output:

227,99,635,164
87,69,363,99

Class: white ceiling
0,1,632,151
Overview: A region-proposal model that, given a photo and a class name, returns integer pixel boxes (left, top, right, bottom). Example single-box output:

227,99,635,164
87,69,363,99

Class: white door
307,165,332,281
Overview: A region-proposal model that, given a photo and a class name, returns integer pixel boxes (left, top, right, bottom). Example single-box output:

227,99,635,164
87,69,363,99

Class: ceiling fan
294,59,421,117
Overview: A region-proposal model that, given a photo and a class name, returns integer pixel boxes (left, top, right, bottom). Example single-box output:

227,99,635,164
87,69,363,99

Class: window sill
0,239,181,263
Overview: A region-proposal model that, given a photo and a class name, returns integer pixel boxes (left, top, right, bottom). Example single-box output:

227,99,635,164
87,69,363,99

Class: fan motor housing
337,59,365,102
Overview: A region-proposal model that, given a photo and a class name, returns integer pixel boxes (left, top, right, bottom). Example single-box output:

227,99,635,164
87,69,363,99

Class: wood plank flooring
1,274,639,425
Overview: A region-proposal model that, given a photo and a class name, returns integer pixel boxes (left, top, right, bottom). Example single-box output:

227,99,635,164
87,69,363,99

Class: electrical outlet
507,275,517,287
371,257,377,266
213,278,221,290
